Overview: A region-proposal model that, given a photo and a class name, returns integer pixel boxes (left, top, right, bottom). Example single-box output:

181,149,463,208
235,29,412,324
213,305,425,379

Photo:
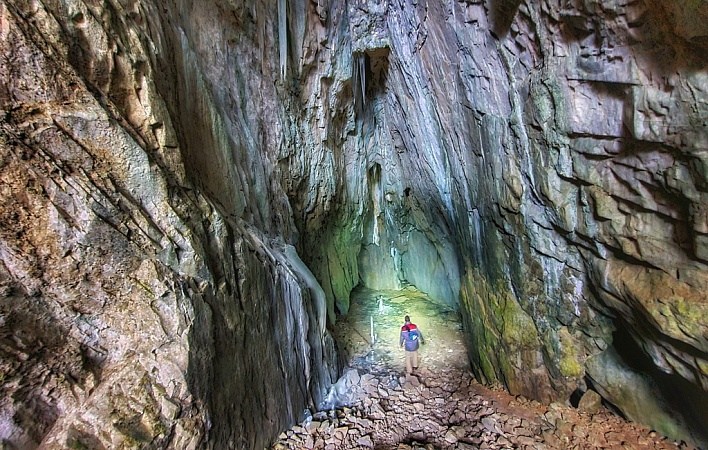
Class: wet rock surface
288,1,708,445
1,0,707,448
0,1,335,448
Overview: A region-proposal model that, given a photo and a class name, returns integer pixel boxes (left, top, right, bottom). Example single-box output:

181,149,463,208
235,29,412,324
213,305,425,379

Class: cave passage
334,285,469,375
275,286,692,450
607,322,708,446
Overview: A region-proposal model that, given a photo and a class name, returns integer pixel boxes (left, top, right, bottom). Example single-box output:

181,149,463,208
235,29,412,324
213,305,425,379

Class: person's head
404,315,410,323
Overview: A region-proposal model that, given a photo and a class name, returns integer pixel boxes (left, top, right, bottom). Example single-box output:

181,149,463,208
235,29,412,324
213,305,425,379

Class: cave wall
0,0,707,448
0,1,336,448
285,0,708,447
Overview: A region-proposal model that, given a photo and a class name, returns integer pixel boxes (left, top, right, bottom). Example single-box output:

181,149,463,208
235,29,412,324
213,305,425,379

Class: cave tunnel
1,0,707,449
335,285,467,374
341,158,469,374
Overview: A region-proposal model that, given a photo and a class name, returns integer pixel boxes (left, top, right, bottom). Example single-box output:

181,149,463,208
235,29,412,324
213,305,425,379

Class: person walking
400,315,425,376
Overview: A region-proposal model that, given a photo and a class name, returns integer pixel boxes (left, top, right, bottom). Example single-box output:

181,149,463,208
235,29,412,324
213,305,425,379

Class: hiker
400,315,425,376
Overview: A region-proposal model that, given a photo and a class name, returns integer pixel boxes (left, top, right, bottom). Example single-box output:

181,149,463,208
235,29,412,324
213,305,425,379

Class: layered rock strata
286,1,708,447
0,0,706,448
0,1,336,448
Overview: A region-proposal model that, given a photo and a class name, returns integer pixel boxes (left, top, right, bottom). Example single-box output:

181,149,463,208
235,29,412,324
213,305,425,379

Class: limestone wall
286,0,708,446
0,0,706,448
0,1,336,448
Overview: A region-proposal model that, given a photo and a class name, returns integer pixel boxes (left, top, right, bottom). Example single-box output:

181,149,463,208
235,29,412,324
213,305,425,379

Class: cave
1,0,707,449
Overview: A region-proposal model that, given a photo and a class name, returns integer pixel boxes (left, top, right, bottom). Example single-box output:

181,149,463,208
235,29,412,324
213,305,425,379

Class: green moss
114,414,153,443
497,292,539,350
309,217,362,320
478,351,495,384
498,355,520,393
664,295,706,335
462,271,546,396
558,327,584,378
65,426,103,450
66,439,89,450
560,355,583,378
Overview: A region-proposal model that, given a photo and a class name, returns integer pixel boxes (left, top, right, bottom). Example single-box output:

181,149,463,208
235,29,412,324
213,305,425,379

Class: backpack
404,324,418,341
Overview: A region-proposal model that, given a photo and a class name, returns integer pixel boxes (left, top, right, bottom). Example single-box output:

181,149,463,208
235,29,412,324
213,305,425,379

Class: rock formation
0,1,337,448
0,0,706,448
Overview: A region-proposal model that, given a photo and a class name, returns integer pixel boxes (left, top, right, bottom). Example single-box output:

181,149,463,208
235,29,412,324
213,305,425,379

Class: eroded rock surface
285,1,708,446
0,1,336,448
0,0,707,448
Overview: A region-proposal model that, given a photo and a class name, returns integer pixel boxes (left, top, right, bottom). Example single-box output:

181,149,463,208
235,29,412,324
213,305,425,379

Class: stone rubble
272,367,696,450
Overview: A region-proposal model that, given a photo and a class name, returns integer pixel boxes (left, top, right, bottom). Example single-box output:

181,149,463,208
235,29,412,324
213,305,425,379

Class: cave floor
272,288,692,450
337,286,470,375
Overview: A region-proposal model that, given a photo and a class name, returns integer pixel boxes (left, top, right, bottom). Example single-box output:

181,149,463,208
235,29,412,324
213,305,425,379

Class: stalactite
359,53,366,106
256,4,266,75
352,52,367,115
352,53,361,112
278,0,287,79
369,163,381,246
